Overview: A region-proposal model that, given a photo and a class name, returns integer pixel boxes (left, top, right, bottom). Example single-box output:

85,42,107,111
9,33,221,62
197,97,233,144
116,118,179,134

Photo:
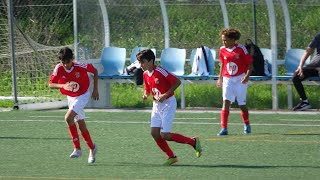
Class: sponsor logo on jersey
152,88,160,100
67,81,80,92
227,62,238,75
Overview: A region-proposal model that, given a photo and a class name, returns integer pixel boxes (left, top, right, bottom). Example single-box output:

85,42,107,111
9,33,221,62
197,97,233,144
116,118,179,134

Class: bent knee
160,132,171,140
292,75,301,82
151,131,161,139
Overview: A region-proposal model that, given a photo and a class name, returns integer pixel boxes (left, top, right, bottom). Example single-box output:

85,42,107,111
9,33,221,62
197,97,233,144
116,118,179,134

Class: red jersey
144,66,178,101
219,43,253,77
49,62,95,97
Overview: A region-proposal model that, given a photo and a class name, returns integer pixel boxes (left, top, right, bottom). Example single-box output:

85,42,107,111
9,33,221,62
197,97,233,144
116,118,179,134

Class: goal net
0,0,164,110
0,0,74,110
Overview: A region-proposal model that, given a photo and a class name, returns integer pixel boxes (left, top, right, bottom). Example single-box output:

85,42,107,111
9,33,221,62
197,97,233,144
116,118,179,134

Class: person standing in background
216,28,253,136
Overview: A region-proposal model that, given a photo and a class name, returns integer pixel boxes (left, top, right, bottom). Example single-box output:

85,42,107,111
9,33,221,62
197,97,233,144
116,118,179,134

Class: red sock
68,124,80,149
81,130,95,150
155,138,175,158
241,111,250,125
170,133,195,146
221,110,229,128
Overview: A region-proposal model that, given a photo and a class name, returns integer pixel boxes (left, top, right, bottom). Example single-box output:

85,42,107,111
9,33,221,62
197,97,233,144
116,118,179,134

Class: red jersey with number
49,62,95,97
143,66,178,101
219,43,253,77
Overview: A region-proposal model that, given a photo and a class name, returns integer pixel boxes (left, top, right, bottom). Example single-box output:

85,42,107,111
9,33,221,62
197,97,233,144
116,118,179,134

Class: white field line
27,116,216,120
25,116,320,121
175,117,216,119
0,119,320,127
279,119,320,122
26,116,319,121
0,96,46,100
29,116,67,118
43,108,320,115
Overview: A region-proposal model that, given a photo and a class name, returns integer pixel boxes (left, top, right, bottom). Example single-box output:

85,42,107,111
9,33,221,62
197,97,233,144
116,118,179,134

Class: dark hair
220,28,241,41
58,47,73,62
136,49,155,64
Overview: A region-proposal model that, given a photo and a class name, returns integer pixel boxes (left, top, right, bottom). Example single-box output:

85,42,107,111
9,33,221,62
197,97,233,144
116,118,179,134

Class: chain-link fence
1,0,320,109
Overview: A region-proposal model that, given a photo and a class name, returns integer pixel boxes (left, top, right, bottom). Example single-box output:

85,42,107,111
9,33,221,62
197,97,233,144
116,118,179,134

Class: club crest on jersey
75,72,80,78
154,78,159,84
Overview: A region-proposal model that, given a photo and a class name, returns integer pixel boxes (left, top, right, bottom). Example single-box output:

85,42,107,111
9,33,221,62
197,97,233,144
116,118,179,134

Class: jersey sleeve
86,63,96,74
49,74,59,84
143,72,151,92
166,71,178,85
241,45,253,66
219,47,224,63
48,64,61,84
244,52,253,66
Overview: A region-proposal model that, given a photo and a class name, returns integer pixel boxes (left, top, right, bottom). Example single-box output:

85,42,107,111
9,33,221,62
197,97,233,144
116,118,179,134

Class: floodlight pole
252,0,258,45
159,0,169,48
266,0,278,110
7,0,19,109
99,0,110,47
219,0,229,28
73,0,78,60
280,0,291,50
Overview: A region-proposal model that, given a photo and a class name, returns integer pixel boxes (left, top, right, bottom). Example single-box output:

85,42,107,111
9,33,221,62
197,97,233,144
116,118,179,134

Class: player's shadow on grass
174,164,320,169
111,162,320,169
282,133,320,136
0,136,69,140
246,133,320,136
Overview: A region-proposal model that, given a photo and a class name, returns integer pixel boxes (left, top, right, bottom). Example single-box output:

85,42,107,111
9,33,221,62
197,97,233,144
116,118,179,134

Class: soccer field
0,109,319,180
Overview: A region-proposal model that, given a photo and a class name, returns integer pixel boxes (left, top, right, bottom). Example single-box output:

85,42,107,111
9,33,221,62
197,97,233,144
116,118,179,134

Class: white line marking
29,116,63,118
279,119,320,122
29,116,91,119
0,119,320,127
28,116,212,120
175,117,216,119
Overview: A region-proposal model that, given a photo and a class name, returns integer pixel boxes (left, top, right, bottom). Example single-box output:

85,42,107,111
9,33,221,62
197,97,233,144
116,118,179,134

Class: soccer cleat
293,100,311,111
69,148,82,158
88,144,98,164
217,128,228,136
244,124,251,134
192,136,202,158
163,156,178,166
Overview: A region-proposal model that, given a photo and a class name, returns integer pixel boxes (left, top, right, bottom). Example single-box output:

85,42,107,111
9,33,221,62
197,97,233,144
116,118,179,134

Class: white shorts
67,91,90,122
222,73,248,105
150,96,177,133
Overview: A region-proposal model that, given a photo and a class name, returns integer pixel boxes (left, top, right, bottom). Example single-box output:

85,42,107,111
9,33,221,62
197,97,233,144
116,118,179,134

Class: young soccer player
136,49,202,166
48,47,99,163
216,28,253,136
